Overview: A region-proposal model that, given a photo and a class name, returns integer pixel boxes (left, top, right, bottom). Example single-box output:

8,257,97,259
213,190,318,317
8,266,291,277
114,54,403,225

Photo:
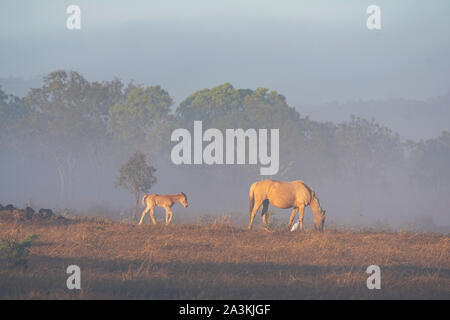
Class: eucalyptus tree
108,85,174,162
24,71,126,203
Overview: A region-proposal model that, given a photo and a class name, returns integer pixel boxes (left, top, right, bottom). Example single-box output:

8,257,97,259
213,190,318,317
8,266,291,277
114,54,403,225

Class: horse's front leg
298,205,305,231
288,207,299,230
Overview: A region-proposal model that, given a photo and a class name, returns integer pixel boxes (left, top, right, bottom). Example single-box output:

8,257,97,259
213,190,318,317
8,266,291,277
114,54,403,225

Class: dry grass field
0,214,449,299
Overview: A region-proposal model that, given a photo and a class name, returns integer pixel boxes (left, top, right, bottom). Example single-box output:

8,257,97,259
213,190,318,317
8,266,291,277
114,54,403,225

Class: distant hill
297,93,450,141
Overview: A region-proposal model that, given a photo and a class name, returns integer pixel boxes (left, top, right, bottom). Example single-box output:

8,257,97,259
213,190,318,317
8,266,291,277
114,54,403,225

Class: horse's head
314,209,326,232
180,192,188,208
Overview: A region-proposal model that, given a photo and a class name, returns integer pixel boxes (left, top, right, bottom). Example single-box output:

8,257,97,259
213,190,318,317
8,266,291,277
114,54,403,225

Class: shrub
0,234,39,268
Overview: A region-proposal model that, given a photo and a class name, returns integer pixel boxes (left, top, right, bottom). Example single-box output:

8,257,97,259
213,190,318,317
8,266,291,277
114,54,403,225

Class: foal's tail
141,195,148,207
142,194,155,207
142,194,157,207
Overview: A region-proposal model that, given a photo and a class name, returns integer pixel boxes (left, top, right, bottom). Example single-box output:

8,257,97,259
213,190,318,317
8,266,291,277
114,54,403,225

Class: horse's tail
249,183,256,215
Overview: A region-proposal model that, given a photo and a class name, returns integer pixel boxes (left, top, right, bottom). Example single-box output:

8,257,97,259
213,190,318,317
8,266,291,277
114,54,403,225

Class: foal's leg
167,209,174,225
149,207,156,225
138,204,150,225
261,200,270,230
163,206,173,225
288,207,299,230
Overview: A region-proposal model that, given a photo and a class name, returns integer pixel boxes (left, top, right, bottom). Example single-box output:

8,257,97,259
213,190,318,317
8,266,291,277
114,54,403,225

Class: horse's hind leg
261,200,270,230
248,199,263,230
288,207,299,230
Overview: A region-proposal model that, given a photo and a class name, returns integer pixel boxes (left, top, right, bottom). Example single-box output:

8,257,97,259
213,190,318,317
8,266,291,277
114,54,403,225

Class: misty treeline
0,70,449,230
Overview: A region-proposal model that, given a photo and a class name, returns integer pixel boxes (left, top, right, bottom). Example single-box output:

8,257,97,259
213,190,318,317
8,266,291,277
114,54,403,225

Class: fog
1,1,450,105
0,1,449,232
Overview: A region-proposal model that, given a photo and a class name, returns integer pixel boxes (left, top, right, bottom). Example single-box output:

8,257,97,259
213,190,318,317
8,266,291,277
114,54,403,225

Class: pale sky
1,0,449,104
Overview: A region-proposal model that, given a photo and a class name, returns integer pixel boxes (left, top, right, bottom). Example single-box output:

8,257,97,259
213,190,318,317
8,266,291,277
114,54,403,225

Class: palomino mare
248,179,326,231
139,193,188,225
